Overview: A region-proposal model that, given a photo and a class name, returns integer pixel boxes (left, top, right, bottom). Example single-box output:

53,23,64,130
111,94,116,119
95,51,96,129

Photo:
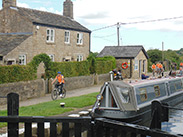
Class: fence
0,93,182,137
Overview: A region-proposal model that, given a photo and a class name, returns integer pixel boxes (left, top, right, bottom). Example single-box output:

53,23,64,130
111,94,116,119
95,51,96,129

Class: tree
147,49,162,63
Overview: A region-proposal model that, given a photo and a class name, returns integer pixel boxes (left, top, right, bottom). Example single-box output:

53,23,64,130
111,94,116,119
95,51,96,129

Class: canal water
162,102,183,135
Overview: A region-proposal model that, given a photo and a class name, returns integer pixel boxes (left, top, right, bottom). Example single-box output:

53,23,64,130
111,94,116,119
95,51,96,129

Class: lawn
0,92,99,127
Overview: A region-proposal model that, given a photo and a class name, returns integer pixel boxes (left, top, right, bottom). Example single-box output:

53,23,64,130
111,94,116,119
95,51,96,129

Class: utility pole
117,22,120,46
162,42,164,63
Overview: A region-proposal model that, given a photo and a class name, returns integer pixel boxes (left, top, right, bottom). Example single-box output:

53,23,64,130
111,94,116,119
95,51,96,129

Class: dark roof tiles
0,34,32,56
97,46,149,59
14,7,91,33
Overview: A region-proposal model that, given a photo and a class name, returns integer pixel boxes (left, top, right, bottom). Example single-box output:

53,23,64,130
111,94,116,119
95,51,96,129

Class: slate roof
10,7,91,33
0,33,32,56
97,46,149,59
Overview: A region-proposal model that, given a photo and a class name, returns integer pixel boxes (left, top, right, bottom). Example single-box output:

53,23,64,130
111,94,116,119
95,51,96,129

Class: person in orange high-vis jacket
180,62,183,67
151,64,156,76
159,63,164,76
52,71,65,97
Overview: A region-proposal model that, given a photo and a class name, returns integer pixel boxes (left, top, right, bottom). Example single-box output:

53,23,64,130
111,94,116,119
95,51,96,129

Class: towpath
0,84,102,110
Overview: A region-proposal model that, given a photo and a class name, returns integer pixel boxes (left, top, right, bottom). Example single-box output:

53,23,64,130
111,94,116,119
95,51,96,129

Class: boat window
175,80,183,91
116,87,130,103
154,85,160,97
139,88,148,102
169,80,182,93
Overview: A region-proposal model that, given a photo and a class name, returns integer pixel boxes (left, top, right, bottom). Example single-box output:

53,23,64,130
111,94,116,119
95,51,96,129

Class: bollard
109,71,114,81
7,92,19,137
150,100,169,129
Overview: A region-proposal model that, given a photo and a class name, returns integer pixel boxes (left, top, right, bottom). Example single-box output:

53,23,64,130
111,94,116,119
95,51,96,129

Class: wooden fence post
7,92,19,137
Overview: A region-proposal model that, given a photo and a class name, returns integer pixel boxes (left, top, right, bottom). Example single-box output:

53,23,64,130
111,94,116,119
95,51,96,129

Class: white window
46,28,55,42
19,55,26,65
65,31,70,44
49,54,54,62
77,33,83,45
134,59,138,71
77,55,83,62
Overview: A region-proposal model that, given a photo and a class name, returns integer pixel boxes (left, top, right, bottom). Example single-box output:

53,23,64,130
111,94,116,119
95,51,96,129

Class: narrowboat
91,76,183,126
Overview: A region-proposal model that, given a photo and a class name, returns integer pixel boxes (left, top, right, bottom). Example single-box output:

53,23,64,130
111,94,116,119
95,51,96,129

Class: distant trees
147,48,183,71
147,49,162,63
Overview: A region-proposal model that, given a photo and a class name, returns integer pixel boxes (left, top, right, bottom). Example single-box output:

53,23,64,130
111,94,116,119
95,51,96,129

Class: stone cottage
0,0,91,65
97,46,149,79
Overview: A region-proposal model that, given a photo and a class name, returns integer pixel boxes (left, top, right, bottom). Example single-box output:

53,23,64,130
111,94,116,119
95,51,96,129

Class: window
19,55,26,65
139,88,148,102
46,28,55,42
134,59,138,70
0,56,3,61
49,54,54,62
77,55,83,62
77,33,83,44
116,87,130,103
64,31,70,44
154,85,160,97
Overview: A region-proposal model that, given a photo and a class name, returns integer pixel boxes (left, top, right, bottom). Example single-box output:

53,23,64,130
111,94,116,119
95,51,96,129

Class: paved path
0,84,102,110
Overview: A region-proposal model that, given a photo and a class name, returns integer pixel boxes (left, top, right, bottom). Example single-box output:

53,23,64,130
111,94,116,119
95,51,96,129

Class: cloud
17,2,30,8
74,0,183,31
17,2,62,15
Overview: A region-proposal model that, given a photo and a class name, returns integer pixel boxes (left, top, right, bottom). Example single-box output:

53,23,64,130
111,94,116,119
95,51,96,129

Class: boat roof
122,76,183,87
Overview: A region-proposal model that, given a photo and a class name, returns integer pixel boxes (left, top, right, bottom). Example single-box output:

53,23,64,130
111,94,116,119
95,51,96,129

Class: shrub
0,65,36,84
47,61,90,78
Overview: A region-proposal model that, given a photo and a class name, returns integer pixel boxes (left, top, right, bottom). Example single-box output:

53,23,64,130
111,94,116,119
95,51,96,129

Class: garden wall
0,73,110,105
0,79,45,105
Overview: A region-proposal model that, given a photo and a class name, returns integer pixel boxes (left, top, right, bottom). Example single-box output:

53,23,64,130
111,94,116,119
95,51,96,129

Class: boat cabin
93,77,183,114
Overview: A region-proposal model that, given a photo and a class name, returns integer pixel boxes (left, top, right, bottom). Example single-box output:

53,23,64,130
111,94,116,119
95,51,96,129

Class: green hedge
46,61,90,78
95,61,114,74
0,54,116,84
90,56,116,74
0,65,36,84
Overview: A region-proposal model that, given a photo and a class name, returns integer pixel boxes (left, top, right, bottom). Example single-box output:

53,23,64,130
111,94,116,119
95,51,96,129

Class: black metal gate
0,93,182,137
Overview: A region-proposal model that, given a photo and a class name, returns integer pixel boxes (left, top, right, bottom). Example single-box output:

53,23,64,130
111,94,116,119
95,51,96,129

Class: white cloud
74,0,183,31
17,2,62,15
17,2,30,8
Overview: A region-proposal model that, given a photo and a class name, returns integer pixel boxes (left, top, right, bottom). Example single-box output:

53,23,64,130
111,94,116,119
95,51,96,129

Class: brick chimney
63,0,73,19
2,0,16,8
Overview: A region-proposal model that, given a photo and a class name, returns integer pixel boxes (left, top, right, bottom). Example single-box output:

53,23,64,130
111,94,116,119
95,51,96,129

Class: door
139,60,142,78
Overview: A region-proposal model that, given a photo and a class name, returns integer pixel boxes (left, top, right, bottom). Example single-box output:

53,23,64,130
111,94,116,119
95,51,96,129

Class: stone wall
132,50,148,79
0,79,45,105
0,74,110,105
116,59,132,78
0,8,33,33
95,74,110,85
48,74,110,93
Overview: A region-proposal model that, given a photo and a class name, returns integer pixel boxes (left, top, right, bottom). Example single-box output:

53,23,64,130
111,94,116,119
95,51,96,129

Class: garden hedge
0,54,116,84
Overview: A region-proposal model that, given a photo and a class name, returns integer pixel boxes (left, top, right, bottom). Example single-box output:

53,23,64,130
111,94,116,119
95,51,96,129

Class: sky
1,0,183,52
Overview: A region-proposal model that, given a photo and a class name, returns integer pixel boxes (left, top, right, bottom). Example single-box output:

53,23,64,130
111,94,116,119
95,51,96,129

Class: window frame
139,88,148,102
64,30,70,44
77,55,83,62
134,59,138,71
77,32,83,45
48,54,55,62
154,85,161,97
19,54,26,65
46,28,55,43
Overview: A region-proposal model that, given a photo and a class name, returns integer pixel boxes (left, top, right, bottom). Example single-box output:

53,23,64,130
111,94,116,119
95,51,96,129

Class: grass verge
0,92,99,128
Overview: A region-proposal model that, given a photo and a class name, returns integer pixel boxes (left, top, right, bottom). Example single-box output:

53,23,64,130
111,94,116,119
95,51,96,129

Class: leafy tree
147,49,162,63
